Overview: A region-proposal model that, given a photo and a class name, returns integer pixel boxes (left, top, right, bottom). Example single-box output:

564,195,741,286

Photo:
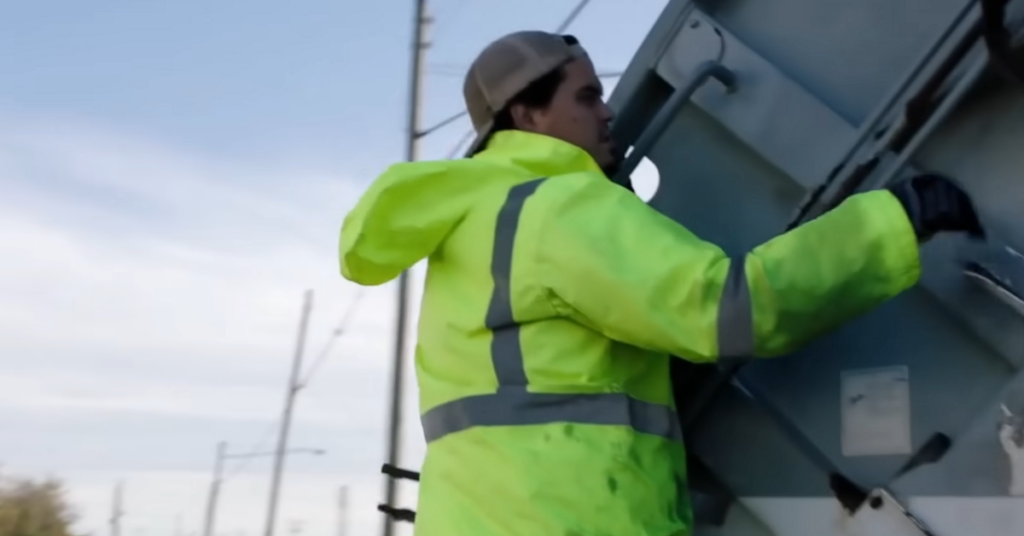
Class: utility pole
202,441,227,536
382,1,429,536
337,486,348,536
110,481,124,536
263,290,315,536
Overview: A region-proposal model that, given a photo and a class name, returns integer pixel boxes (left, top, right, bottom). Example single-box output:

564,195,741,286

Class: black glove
888,173,985,241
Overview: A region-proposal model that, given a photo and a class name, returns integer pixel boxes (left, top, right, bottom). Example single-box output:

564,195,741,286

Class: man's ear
509,103,538,132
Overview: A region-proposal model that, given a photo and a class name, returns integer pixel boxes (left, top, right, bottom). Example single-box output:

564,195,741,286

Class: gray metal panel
687,383,837,497
891,370,1024,496
654,11,858,190
691,479,780,536
737,289,1013,495
912,83,1024,369
609,0,1024,511
651,106,1013,495
646,105,805,251
696,0,973,124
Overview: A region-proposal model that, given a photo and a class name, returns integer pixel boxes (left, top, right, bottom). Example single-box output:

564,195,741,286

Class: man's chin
601,147,621,167
600,159,631,189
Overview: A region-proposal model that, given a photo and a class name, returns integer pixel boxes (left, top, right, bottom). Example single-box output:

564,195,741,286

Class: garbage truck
379,0,1024,534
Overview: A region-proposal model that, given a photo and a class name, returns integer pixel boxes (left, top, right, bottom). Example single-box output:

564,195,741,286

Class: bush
0,476,81,536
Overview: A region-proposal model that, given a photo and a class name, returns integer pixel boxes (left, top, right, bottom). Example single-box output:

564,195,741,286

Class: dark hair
492,65,567,132
491,34,578,132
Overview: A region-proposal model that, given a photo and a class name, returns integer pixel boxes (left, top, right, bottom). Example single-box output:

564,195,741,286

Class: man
339,31,983,536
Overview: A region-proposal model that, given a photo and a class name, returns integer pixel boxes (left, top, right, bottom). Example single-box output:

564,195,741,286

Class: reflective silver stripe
421,391,684,443
716,254,754,358
420,177,682,444
485,178,546,388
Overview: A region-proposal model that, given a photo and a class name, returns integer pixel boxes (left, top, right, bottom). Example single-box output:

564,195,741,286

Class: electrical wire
427,62,469,77
447,129,477,159
430,0,473,42
220,288,365,479
431,63,623,79
299,288,366,389
554,0,592,33
223,423,278,480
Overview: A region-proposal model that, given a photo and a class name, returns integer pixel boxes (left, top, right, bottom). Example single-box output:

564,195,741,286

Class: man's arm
534,174,921,361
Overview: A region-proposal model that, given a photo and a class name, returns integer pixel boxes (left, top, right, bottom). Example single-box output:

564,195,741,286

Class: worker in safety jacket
339,30,984,536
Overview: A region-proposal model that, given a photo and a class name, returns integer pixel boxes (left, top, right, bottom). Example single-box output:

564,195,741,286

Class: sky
0,2,667,536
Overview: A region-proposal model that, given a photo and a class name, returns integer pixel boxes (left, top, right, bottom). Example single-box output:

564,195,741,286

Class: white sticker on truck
841,366,913,457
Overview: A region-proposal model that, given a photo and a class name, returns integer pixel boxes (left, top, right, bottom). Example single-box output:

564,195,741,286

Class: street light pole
202,441,227,536
382,3,429,536
263,289,315,536
110,481,124,536
337,486,348,536
202,442,325,536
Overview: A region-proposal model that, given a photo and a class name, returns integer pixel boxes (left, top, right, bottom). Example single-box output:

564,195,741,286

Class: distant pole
202,441,227,536
382,1,429,536
337,486,348,536
111,481,124,536
262,290,315,536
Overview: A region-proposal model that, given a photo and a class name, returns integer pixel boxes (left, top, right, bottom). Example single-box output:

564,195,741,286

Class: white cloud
0,111,419,536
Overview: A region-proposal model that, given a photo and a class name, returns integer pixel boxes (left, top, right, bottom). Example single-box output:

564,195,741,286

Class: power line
299,288,366,389
446,129,476,159
296,389,350,431
553,0,592,33
222,287,364,481
263,289,315,536
430,0,472,42
426,62,466,77
428,62,622,78
418,110,468,139
223,423,278,480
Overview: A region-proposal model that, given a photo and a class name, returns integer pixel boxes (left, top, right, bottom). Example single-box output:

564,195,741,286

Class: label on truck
841,366,913,457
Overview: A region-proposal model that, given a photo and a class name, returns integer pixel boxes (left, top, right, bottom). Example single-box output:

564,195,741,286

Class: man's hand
888,173,985,241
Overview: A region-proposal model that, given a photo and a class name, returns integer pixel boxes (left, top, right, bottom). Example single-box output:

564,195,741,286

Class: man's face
519,57,616,168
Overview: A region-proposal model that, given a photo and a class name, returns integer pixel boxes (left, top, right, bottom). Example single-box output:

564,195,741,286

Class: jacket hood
338,130,605,285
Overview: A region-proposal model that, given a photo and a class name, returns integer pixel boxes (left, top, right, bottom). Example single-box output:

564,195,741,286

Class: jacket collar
472,130,605,178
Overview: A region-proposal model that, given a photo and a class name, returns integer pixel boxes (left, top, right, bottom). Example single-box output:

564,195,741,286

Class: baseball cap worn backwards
462,30,588,157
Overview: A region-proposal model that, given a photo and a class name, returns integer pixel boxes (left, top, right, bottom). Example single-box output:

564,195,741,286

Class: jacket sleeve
535,175,921,361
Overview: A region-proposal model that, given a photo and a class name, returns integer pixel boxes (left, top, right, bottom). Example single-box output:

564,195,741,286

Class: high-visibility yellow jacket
339,130,921,536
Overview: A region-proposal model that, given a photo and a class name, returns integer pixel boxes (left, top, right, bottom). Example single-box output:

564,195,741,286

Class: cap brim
463,119,495,158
